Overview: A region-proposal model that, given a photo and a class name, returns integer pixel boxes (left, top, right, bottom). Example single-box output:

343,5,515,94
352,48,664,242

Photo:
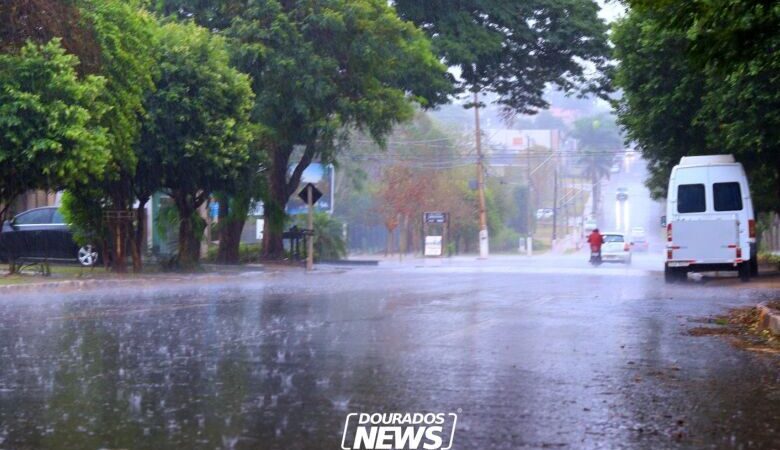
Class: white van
664,155,756,282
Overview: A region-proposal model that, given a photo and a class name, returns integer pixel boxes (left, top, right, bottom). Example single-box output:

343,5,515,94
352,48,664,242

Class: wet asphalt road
0,256,779,450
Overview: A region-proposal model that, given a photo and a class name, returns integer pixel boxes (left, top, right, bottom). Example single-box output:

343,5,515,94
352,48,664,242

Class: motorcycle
589,249,602,266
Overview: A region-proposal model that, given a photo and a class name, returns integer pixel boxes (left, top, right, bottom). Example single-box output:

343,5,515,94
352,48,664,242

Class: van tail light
666,223,672,242
624,243,630,252
748,219,755,238
736,247,742,259
667,249,673,260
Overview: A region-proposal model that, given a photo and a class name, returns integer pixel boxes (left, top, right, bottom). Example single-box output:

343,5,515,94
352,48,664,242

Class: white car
584,218,597,232
601,232,632,264
630,226,648,251
536,208,554,220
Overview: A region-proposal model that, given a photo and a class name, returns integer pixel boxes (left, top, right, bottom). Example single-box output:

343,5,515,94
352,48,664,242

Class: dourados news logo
341,412,458,450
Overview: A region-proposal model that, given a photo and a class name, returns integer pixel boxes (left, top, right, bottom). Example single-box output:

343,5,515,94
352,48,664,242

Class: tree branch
286,143,318,198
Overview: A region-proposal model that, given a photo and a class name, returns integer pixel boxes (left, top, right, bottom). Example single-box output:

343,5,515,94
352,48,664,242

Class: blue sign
286,163,334,215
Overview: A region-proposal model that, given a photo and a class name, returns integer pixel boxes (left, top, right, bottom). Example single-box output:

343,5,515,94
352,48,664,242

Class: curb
0,271,269,295
757,302,780,336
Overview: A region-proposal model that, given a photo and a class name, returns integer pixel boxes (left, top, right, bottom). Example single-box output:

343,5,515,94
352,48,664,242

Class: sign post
423,212,449,257
298,183,323,271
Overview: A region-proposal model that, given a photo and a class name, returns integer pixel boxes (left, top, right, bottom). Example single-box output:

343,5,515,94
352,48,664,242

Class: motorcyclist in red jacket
587,228,604,254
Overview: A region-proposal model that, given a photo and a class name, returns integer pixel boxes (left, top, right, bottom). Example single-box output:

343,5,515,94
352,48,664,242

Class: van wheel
749,258,758,277
738,262,751,282
665,264,680,283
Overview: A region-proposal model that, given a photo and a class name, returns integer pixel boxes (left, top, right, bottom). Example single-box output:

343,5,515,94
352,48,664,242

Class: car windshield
603,234,624,243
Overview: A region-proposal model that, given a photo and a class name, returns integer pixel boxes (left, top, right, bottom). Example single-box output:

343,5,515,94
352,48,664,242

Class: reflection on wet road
0,262,778,449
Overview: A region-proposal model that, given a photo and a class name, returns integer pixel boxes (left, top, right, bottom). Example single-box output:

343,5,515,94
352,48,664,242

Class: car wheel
749,257,758,277
664,264,675,283
738,261,751,283
77,245,99,267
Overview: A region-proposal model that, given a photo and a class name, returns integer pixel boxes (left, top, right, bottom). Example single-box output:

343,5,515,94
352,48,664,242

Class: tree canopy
218,0,452,257
613,2,780,211
0,40,108,222
140,21,255,266
395,0,612,112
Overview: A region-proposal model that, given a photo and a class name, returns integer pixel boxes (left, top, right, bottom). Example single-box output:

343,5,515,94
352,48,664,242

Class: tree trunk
262,156,289,259
172,192,202,268
216,195,250,264
131,197,148,273
591,175,600,216
385,227,391,256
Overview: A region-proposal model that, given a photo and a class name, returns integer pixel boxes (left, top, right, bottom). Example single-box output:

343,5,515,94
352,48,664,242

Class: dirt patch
689,306,780,354
687,326,738,336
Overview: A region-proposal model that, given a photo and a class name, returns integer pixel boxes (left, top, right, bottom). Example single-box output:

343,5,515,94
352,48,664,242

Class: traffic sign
298,183,323,205
424,211,448,224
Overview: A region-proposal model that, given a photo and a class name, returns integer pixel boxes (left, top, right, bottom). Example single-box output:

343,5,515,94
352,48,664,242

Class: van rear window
677,184,706,213
713,182,743,211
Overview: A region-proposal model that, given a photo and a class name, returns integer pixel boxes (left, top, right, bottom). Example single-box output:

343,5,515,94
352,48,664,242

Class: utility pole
525,136,533,255
306,184,314,271
474,91,489,259
552,167,558,246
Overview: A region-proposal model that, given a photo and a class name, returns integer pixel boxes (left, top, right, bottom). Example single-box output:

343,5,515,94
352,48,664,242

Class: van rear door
669,217,739,265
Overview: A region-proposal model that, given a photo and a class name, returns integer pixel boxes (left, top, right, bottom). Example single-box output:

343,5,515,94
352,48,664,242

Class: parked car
630,226,648,251
0,206,99,266
584,218,598,232
610,163,621,174
601,232,632,264
535,208,554,220
664,154,756,283
616,187,629,201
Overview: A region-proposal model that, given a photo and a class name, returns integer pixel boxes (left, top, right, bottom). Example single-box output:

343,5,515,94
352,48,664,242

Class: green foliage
395,0,611,113
572,115,622,184
294,213,347,261
613,2,780,211
60,190,106,247
162,0,453,257
0,40,109,219
139,21,255,265
205,242,264,264
76,0,158,173
58,0,160,272
142,21,255,200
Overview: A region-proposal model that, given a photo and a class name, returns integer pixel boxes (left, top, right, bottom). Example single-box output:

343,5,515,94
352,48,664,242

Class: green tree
395,0,612,112
611,9,708,200
571,115,622,215
62,0,159,272
157,0,452,259
294,212,346,261
0,40,108,225
613,2,780,211
140,21,255,267
234,0,450,258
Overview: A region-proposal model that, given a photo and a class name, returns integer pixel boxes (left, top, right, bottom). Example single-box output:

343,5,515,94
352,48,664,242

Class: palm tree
578,150,614,215
571,116,623,215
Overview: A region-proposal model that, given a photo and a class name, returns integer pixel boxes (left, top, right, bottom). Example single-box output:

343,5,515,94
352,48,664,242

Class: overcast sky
598,0,626,23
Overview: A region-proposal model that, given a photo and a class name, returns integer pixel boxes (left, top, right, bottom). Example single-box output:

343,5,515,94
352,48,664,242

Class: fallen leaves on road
688,305,780,354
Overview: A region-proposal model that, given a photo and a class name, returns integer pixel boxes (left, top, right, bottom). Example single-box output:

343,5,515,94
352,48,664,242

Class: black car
0,206,99,266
